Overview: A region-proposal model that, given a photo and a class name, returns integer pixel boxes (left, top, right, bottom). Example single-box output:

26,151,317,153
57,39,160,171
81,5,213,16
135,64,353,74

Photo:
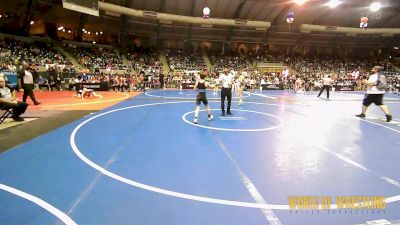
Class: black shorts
196,93,208,106
363,94,384,106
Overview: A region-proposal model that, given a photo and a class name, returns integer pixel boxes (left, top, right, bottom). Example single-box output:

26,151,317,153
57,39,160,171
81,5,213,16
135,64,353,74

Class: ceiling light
293,0,306,5
327,0,342,8
370,2,381,12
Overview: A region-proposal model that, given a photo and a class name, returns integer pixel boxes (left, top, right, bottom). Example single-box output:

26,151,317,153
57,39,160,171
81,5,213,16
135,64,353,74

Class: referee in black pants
317,74,334,99
218,68,234,116
19,63,40,105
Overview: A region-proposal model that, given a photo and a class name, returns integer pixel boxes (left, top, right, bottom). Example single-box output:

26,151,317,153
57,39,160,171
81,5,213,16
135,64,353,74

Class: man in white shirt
218,68,234,116
20,63,40,105
317,74,334,99
356,66,392,122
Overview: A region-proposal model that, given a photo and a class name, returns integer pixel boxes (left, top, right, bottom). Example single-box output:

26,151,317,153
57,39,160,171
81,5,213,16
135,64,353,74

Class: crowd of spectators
63,72,167,92
65,45,125,70
1,35,400,94
210,51,251,72
166,50,206,72
0,38,72,69
126,47,162,74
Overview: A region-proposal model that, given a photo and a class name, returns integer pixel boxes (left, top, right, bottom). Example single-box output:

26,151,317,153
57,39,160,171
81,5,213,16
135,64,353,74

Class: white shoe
208,115,213,121
194,118,198,124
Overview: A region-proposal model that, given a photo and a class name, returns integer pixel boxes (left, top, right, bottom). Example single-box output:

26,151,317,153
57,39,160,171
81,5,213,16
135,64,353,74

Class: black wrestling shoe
227,111,233,115
221,112,226,116
355,113,365,118
12,116,25,122
386,114,392,122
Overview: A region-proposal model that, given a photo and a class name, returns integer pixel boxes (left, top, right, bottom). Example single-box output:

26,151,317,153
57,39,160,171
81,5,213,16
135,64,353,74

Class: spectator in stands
139,72,145,92
37,75,50,91
56,73,62,90
7,61,16,71
0,76,28,121
68,76,77,91
159,73,164,89
48,75,56,91
0,73,8,84
47,66,57,89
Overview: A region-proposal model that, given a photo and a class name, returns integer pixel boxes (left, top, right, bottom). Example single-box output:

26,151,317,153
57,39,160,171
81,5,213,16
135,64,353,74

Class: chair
0,107,13,124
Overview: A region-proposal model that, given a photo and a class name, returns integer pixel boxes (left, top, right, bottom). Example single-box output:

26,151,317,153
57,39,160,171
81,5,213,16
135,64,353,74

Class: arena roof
8,0,400,47
103,0,400,27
